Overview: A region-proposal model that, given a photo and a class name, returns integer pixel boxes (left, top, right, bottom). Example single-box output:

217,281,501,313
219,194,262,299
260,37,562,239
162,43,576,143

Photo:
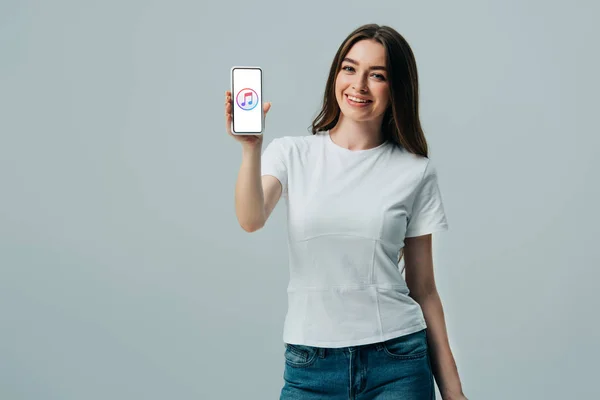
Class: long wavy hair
311,24,429,159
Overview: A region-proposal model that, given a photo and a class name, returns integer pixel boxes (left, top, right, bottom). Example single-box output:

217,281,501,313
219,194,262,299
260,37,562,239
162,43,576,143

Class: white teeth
348,95,369,103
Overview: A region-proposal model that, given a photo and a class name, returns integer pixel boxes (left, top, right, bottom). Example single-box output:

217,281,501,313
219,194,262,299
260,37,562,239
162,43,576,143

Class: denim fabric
280,328,435,400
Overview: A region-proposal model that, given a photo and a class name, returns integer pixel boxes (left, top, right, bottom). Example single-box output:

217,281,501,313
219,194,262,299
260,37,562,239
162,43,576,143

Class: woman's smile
345,94,373,107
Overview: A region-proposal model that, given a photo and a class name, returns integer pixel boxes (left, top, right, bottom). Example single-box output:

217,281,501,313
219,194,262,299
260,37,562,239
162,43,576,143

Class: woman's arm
235,150,283,233
404,234,467,400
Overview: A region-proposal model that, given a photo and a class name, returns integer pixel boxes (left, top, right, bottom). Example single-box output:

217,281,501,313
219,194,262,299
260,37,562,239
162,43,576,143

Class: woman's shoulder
279,132,323,143
269,133,322,151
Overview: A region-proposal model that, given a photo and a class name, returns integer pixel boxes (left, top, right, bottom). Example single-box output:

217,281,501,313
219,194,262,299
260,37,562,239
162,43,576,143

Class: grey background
1,0,598,399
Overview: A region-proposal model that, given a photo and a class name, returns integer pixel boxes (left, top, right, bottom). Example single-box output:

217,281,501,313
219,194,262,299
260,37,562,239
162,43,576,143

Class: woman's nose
353,85,368,93
352,78,368,92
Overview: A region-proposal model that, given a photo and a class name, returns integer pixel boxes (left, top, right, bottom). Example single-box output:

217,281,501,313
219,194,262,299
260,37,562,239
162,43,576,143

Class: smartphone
230,66,264,135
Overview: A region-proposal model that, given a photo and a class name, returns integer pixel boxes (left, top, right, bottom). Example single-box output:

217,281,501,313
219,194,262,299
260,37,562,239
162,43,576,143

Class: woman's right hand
225,90,272,148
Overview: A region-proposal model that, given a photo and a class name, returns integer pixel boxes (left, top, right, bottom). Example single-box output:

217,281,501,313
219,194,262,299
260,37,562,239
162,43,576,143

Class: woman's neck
328,117,385,151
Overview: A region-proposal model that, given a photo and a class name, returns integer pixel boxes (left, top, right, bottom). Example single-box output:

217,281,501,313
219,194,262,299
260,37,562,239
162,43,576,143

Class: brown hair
311,23,429,158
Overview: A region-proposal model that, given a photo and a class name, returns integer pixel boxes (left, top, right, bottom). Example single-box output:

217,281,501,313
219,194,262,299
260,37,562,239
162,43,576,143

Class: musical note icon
236,88,258,110
241,92,253,107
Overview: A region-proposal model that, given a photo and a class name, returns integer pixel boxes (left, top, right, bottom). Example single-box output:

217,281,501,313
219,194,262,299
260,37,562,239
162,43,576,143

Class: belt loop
318,348,326,358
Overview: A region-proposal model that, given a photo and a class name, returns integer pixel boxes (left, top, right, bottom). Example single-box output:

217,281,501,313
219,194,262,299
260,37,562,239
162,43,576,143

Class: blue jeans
280,328,435,400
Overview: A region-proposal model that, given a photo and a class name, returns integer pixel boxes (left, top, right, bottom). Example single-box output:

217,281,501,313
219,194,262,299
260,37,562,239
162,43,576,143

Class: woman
225,24,467,400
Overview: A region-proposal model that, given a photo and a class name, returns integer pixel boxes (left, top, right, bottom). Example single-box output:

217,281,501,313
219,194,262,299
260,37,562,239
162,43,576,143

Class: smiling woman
226,22,467,400
311,24,428,157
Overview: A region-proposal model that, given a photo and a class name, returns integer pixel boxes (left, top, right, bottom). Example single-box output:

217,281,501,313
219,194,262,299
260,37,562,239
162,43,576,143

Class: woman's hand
224,90,272,149
444,394,468,400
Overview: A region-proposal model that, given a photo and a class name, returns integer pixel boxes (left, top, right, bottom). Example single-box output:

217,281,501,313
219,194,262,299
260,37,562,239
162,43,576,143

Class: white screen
232,68,262,133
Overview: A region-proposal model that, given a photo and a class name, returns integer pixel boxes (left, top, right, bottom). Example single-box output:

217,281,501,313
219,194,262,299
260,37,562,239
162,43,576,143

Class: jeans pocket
284,343,318,368
382,329,429,360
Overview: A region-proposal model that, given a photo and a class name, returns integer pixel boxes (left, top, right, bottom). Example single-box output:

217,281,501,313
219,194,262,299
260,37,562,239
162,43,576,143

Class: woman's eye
342,66,385,80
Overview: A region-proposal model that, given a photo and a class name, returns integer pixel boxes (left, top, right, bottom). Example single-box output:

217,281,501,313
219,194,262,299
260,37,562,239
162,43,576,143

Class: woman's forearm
416,291,466,399
235,145,266,231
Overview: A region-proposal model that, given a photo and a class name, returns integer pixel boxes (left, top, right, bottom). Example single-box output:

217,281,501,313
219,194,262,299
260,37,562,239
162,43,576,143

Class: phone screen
231,67,263,134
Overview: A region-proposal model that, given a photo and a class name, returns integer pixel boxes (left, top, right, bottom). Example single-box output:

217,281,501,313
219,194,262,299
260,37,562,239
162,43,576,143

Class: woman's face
335,39,390,123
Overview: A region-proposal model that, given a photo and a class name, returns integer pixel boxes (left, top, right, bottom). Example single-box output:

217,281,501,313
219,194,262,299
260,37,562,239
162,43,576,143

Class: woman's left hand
446,395,468,400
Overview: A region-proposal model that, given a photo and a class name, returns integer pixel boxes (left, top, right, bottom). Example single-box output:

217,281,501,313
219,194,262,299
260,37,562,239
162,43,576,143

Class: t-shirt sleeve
261,137,288,196
405,159,449,238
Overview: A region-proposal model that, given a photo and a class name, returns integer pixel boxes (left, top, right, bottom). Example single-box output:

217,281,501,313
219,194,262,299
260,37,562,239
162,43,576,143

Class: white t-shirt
260,130,449,348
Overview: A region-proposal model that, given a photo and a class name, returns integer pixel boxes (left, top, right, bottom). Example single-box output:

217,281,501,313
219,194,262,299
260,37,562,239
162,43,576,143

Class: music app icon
236,88,259,111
